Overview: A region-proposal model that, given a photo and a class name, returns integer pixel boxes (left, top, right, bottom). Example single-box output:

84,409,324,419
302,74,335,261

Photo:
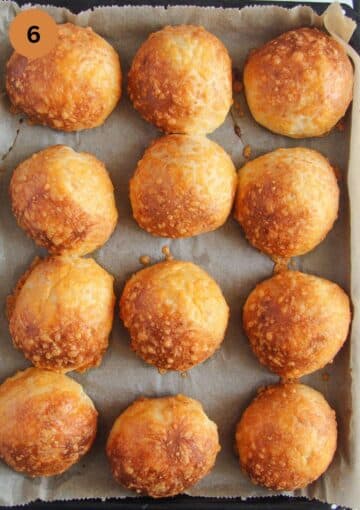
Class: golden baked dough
130,134,237,238
106,394,220,497
128,25,232,134
243,271,351,379
120,260,229,371
7,256,115,372
10,145,118,255
243,27,353,138
234,148,339,259
6,23,121,131
235,383,337,490
0,368,97,477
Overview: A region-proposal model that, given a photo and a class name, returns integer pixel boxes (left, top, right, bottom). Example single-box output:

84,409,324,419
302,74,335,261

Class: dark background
12,0,360,13
6,1,360,509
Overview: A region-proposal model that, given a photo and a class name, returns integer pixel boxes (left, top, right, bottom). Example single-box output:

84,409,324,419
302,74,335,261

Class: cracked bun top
234,147,339,259
243,271,351,379
106,394,220,497
235,383,337,490
0,367,97,477
7,256,115,373
130,134,237,238
243,28,353,138
128,25,232,134
6,23,121,132
119,260,229,371
10,145,118,256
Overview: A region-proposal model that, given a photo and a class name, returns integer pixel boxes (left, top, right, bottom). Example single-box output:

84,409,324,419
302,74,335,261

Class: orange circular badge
9,9,58,59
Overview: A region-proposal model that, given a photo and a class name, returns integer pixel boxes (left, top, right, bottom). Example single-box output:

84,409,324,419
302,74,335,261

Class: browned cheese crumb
273,257,290,274
243,145,252,160
162,245,174,261
139,255,151,266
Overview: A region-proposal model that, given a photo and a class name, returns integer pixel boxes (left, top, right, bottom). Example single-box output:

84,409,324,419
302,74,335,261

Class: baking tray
4,1,360,509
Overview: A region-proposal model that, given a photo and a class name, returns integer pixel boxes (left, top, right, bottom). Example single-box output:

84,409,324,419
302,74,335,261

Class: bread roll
130,134,236,238
6,23,121,131
8,256,115,372
106,394,220,497
0,368,97,476
234,148,339,259
236,383,337,490
128,25,232,134
120,260,229,371
243,271,350,378
243,28,353,138
10,145,118,256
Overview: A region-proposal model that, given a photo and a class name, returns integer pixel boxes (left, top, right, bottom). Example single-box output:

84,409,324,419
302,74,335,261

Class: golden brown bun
234,148,339,258
120,260,229,371
130,135,237,238
10,145,118,255
0,368,97,477
235,383,337,490
8,256,115,372
128,25,232,134
106,394,220,497
243,271,351,379
243,28,353,138
6,23,121,131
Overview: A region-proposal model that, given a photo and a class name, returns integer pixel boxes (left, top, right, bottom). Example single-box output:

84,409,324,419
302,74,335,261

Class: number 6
27,25,40,43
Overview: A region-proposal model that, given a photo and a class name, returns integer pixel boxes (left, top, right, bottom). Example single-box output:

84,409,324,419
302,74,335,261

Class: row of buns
10,141,341,260
0,368,337,497
6,23,353,138
7,255,350,378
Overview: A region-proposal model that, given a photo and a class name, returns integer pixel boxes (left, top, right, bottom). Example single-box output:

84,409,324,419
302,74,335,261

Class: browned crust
235,383,337,490
0,368,98,477
119,260,229,371
10,310,109,372
243,27,353,138
128,25,232,134
11,183,95,254
234,147,340,258
6,256,41,322
9,145,118,256
8,256,115,373
130,134,237,238
6,23,121,132
106,394,220,497
243,271,351,379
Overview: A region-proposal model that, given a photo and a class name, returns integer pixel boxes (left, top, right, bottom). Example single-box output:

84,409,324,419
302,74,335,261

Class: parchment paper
0,1,358,507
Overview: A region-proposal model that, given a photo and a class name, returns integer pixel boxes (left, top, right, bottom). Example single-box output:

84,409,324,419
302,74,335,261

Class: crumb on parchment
272,256,290,274
162,245,174,261
243,144,252,159
139,255,151,266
